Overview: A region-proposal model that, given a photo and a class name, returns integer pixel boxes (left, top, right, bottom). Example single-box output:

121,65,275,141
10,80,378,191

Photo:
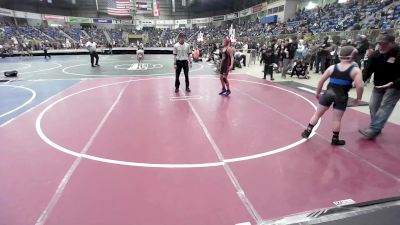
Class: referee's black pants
175,60,189,89
44,49,51,59
90,51,99,66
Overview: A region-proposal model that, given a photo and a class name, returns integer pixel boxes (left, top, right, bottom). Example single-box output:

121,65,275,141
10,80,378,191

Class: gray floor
236,62,400,125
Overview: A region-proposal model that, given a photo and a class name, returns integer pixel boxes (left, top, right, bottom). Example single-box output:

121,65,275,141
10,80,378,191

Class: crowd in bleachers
363,2,400,29
287,0,395,33
1,0,400,54
85,28,107,46
64,27,81,41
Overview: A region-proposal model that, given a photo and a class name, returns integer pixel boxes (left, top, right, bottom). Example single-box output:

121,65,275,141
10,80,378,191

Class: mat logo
333,199,355,206
114,63,163,71
129,63,149,70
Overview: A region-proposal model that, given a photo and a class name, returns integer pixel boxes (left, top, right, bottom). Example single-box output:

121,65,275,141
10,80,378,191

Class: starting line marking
169,95,203,101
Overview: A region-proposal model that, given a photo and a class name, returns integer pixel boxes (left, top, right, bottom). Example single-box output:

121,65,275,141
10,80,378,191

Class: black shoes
219,89,227,95
219,89,231,96
301,129,312,138
175,88,191,93
331,139,346,146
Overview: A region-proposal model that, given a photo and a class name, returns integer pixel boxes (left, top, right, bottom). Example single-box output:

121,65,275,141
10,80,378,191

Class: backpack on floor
4,70,18,77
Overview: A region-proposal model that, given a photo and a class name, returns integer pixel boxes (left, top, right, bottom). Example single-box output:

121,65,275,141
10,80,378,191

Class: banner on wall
43,14,65,22
191,17,211,24
0,8,13,17
225,13,238,20
135,1,152,14
164,20,174,25
13,10,42,20
122,20,135,25
262,2,268,11
128,34,143,39
252,4,263,14
239,8,251,17
175,19,187,25
136,1,151,10
68,16,91,23
141,20,155,26
260,15,277,24
24,12,43,20
93,18,113,24
212,15,224,22
113,19,135,25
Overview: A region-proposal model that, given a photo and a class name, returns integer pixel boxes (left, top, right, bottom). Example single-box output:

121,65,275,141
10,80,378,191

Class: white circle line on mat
0,85,36,118
36,77,320,168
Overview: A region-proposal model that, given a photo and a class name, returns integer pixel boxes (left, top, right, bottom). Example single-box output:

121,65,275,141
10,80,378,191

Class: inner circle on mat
36,77,319,168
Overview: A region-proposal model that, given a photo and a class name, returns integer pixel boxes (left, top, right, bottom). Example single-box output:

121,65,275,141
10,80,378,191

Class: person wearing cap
173,33,192,93
359,34,400,139
301,46,364,145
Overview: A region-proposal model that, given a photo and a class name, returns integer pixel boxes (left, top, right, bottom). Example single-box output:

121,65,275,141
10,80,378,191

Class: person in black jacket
356,35,369,68
281,37,297,78
275,39,284,73
260,44,275,80
42,41,51,60
359,34,400,139
315,36,331,74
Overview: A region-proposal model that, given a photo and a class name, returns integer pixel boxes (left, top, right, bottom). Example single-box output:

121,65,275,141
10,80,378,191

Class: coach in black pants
174,33,192,93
